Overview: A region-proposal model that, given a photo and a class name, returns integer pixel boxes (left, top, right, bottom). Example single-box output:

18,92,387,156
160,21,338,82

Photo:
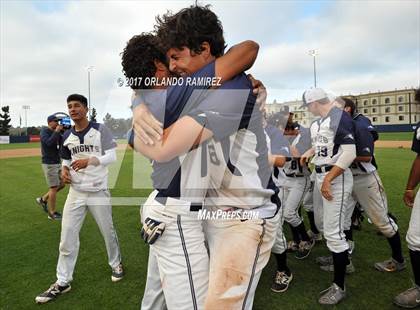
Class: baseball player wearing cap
342,98,405,273
394,121,420,308
264,115,294,293
35,94,123,304
300,88,356,305
36,114,65,220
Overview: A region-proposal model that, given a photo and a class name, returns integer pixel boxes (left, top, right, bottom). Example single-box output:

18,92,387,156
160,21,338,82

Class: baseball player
282,121,316,259
35,94,123,304
122,23,263,309
342,98,405,272
138,7,280,309
394,121,420,308
300,88,356,305
265,113,294,293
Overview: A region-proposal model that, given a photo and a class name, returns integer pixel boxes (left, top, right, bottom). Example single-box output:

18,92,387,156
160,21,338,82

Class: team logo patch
345,133,354,140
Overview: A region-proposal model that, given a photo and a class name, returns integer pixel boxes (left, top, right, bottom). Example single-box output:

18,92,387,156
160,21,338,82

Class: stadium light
86,66,94,119
22,105,30,135
308,49,318,88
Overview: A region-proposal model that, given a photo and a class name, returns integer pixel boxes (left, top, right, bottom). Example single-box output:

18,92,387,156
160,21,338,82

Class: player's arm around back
132,116,213,162
215,40,259,83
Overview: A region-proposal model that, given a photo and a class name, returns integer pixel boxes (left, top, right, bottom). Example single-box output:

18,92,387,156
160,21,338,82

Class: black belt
315,165,333,173
285,173,304,178
154,196,203,211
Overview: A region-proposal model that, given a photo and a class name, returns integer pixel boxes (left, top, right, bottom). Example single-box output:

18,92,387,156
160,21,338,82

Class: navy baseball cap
300,88,330,108
47,114,58,122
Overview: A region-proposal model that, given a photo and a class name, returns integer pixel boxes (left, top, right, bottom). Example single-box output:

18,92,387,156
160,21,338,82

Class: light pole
22,105,30,136
309,49,318,88
87,66,94,119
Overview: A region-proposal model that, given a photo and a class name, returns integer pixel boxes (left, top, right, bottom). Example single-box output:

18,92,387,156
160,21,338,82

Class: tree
90,107,97,123
27,126,41,135
0,106,12,135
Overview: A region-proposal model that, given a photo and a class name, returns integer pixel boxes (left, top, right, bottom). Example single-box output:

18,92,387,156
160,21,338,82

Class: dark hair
121,33,167,90
156,5,226,57
267,112,289,129
67,94,88,107
415,88,420,102
341,97,356,116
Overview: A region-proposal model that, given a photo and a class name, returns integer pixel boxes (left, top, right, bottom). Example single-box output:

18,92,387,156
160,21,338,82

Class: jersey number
208,144,220,165
317,146,328,157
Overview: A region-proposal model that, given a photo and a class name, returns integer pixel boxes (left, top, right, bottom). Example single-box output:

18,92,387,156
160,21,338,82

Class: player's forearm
325,166,345,183
216,40,259,83
268,154,286,167
354,155,372,162
132,116,213,162
406,154,420,190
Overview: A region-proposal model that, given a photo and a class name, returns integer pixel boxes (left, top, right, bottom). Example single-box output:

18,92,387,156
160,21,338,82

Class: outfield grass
0,140,128,150
0,133,412,151
0,142,41,150
379,132,413,141
0,148,417,309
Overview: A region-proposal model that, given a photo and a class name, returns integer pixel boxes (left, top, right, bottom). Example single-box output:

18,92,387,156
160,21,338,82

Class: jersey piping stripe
242,220,266,310
176,215,198,310
338,174,345,240
372,171,398,233
280,188,287,252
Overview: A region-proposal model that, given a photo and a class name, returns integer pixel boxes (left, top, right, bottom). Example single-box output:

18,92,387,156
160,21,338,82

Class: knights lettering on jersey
61,122,117,192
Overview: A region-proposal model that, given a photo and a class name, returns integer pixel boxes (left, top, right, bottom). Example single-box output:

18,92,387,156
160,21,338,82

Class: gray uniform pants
56,187,121,286
407,191,420,252
315,169,353,253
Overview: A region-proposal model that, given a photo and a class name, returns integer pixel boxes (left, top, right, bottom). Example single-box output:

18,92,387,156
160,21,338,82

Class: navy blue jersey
265,124,290,156
188,72,278,201
350,114,377,174
353,113,378,141
412,122,420,154
293,126,312,155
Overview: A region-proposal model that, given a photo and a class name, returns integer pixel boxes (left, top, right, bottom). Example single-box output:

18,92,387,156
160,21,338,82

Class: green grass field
0,148,417,309
379,132,413,141
0,142,41,150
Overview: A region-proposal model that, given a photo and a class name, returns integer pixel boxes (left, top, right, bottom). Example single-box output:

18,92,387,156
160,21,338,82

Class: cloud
1,0,419,126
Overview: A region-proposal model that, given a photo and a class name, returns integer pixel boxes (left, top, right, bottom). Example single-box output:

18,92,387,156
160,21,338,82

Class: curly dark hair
341,97,356,116
267,112,289,129
120,33,167,89
155,5,226,57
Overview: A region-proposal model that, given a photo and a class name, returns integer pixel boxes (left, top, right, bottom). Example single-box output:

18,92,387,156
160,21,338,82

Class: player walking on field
264,113,294,293
300,88,356,305
344,98,405,272
35,94,123,304
394,120,420,308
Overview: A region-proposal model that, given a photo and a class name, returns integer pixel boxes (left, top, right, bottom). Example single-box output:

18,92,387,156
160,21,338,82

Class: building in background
265,88,419,131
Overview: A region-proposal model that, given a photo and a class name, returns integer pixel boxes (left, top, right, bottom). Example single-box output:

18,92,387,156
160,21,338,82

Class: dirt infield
0,144,129,159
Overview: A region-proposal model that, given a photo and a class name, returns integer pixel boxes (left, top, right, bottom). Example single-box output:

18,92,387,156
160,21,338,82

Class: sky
1,0,419,127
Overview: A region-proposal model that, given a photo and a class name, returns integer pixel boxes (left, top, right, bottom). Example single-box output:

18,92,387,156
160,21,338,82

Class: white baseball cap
301,88,330,108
